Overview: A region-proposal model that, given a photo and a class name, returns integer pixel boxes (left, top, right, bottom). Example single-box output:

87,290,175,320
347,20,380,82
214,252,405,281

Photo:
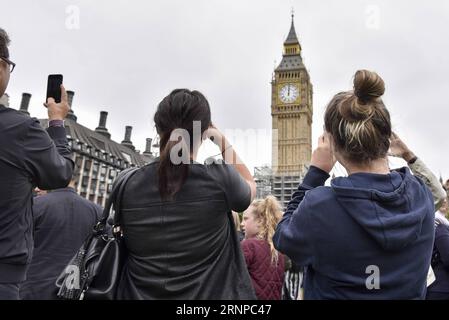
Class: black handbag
55,167,138,300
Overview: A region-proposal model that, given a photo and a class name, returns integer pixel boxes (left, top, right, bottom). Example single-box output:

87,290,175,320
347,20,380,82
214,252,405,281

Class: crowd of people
1,27,449,300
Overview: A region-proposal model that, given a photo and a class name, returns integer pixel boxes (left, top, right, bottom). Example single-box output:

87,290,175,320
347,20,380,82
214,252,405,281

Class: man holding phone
0,28,74,299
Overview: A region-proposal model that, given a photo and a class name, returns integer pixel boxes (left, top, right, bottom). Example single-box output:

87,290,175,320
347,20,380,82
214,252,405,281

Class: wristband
49,119,65,128
407,156,418,165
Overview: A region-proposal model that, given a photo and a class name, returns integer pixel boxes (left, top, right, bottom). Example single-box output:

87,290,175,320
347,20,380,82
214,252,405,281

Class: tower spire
285,11,299,45
282,11,301,56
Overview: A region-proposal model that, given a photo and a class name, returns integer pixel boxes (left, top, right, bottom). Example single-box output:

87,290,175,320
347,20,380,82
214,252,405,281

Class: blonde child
241,195,285,300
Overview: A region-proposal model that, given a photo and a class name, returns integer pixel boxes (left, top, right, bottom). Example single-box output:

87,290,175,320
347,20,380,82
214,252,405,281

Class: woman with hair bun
241,195,285,300
274,70,435,300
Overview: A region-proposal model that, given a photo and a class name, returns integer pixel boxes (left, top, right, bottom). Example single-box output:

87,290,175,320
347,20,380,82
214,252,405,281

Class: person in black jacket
0,28,74,300
20,174,102,300
117,89,257,299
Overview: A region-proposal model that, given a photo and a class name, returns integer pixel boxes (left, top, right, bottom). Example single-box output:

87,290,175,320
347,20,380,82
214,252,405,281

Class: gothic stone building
256,14,313,208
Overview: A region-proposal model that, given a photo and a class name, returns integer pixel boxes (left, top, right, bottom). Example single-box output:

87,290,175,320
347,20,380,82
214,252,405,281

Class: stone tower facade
271,14,313,176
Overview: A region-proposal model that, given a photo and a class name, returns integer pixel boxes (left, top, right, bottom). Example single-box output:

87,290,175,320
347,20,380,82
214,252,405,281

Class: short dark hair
0,28,10,58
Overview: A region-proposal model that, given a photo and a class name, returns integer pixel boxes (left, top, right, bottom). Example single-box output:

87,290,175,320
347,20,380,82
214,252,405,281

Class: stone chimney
143,138,153,155
19,93,31,115
121,126,135,150
66,90,77,122
95,111,111,138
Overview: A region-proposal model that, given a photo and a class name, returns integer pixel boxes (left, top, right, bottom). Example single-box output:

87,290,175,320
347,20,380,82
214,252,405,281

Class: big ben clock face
279,84,299,103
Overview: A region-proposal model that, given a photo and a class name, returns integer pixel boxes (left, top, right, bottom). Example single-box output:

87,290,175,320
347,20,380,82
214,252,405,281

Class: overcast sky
1,0,448,179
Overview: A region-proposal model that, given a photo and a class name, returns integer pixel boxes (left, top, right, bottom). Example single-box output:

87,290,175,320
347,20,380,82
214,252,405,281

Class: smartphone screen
46,74,63,103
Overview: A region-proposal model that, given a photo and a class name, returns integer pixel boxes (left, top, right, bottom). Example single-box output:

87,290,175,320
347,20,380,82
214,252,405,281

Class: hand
205,123,226,149
44,85,70,120
389,132,415,163
311,133,336,173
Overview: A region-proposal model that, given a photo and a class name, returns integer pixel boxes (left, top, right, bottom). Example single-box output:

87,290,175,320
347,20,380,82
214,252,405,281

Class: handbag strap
112,167,139,227
96,167,138,231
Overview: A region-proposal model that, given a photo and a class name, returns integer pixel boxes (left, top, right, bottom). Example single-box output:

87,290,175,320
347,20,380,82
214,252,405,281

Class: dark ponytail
154,89,211,200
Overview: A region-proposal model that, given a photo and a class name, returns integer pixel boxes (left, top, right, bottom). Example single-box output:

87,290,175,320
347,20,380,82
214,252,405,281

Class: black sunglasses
1,57,15,73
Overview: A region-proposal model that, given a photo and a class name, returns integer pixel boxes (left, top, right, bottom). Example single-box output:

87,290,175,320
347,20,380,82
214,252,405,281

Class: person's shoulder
128,162,158,177
304,185,335,204
74,192,96,205
33,191,62,210
241,238,266,248
195,159,227,183
401,167,434,200
80,195,102,210
295,186,337,221
33,193,51,206
202,159,239,179
0,107,37,131
435,220,449,236
123,164,157,189
241,238,258,252
114,166,148,189
0,105,29,119
73,193,103,214
401,166,428,187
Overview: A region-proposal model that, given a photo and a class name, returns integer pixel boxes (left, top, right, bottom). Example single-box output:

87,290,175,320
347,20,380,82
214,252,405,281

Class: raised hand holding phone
44,84,70,121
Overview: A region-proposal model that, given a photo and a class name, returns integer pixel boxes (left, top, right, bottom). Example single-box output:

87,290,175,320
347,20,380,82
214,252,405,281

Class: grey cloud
1,0,447,178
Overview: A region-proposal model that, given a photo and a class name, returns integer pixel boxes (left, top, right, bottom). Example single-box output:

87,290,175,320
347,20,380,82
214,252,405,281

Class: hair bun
353,70,385,103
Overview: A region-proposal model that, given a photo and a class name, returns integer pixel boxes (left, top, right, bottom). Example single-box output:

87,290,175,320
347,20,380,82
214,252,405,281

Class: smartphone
46,74,63,103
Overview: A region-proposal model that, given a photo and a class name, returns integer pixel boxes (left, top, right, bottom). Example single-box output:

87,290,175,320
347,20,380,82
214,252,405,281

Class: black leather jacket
117,159,256,299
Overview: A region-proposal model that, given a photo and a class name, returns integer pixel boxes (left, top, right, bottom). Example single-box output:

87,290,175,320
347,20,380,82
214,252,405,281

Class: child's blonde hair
250,195,283,265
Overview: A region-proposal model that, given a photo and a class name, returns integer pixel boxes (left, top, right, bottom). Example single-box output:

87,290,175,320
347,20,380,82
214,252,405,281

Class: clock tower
271,14,313,175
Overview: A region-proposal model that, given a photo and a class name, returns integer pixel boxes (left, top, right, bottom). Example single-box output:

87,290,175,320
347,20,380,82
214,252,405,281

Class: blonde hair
232,211,241,231
250,195,283,265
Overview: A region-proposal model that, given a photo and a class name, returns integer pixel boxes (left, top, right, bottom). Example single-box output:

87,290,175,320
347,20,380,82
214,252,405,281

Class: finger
60,85,68,104
317,134,324,145
387,152,400,158
46,97,55,104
